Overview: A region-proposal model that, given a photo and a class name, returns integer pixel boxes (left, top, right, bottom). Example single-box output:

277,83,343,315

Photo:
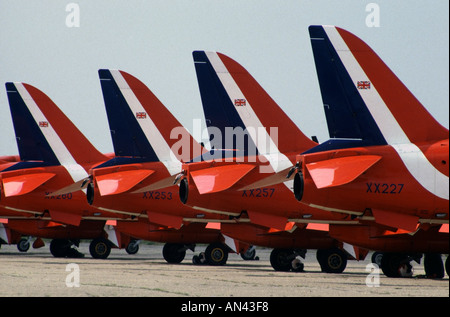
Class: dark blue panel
93,156,150,169
98,70,159,161
301,139,368,154
192,51,259,155
308,26,387,146
1,161,54,172
5,83,60,164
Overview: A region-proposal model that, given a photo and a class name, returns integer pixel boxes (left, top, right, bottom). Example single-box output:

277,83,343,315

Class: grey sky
0,0,448,156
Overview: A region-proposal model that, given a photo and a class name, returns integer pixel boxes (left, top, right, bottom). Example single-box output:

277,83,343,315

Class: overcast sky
0,0,448,156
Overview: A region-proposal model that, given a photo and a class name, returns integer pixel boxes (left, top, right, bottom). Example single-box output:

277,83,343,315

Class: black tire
371,251,383,266
17,238,30,252
445,256,449,277
179,178,189,204
270,249,294,272
50,239,71,258
424,253,444,279
162,243,186,264
89,238,111,259
293,172,304,201
240,246,256,261
126,240,139,255
86,182,95,205
380,253,406,277
316,248,347,273
205,243,228,266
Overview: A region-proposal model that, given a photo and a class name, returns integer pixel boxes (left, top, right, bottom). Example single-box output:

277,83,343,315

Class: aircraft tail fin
308,25,448,147
5,82,108,165
98,69,205,171
193,51,317,155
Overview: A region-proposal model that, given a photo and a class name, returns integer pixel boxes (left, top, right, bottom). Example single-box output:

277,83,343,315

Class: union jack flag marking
357,81,371,89
39,121,49,127
234,99,246,106
136,112,147,119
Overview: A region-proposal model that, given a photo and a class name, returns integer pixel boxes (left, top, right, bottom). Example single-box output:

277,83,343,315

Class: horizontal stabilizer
49,177,90,196
239,166,293,190
191,164,255,194
2,173,55,197
372,209,419,232
306,155,381,189
131,175,178,193
96,169,154,196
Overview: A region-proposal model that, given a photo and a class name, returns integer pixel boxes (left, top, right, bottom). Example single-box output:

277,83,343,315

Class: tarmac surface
0,241,448,299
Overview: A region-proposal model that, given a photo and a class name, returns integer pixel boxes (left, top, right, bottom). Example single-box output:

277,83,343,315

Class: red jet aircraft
66,69,255,265
177,50,370,273
0,82,137,258
292,26,448,277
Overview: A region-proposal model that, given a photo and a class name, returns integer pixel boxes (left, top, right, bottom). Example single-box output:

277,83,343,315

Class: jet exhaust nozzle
293,171,304,201
86,182,95,205
179,177,189,205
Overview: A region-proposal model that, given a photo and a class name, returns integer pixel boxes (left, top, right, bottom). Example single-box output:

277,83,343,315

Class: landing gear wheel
446,256,449,277
162,243,186,264
193,252,206,265
192,252,206,265
270,249,294,272
89,238,111,259
317,248,347,273
126,240,140,255
205,243,228,266
424,253,444,279
291,258,305,272
380,253,412,277
240,246,257,261
192,255,201,264
371,251,383,266
50,239,72,258
17,238,30,252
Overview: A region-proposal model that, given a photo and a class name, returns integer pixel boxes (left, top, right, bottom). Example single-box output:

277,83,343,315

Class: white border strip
109,70,181,176
15,83,89,186
204,52,292,174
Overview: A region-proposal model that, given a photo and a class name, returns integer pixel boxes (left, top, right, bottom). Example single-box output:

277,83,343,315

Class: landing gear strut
424,253,444,279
